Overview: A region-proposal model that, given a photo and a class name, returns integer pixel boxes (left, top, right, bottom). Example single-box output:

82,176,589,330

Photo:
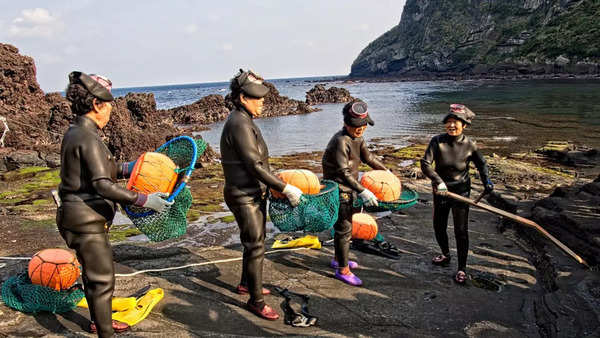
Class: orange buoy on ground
271,169,321,198
127,152,178,195
360,170,402,202
28,248,80,291
351,213,378,240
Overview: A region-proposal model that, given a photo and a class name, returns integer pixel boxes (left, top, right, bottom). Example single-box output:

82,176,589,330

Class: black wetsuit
220,108,286,304
57,115,138,338
322,128,386,267
421,133,490,271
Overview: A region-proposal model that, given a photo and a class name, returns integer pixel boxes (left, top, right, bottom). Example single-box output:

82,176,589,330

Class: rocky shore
1,139,599,336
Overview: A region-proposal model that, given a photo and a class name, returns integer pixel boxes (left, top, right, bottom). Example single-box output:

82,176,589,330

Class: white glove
140,192,174,212
359,188,379,207
282,184,303,207
436,182,448,194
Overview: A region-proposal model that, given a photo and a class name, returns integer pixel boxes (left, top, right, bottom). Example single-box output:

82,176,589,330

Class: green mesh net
1,273,84,314
269,180,339,233
125,136,205,242
353,188,419,212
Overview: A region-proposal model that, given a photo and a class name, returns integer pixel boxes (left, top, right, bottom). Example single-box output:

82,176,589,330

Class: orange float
351,213,378,240
360,170,402,202
127,152,178,195
28,248,80,291
271,169,321,198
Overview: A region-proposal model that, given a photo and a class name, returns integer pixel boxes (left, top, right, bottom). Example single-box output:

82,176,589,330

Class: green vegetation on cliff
351,0,600,77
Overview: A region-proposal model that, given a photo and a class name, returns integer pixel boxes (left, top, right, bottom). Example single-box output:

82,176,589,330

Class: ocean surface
113,77,600,156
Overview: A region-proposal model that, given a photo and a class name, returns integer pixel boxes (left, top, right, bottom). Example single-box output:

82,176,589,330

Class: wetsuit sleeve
116,162,125,179
334,139,366,192
360,139,386,170
421,137,444,185
232,125,286,192
81,141,139,205
469,143,491,185
92,179,139,205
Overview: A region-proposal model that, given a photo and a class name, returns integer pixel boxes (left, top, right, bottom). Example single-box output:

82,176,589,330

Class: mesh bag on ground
1,273,84,314
269,180,339,233
125,136,205,241
353,188,419,212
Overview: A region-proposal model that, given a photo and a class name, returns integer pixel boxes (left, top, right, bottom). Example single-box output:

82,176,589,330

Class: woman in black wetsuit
58,71,172,337
421,104,493,284
220,69,303,320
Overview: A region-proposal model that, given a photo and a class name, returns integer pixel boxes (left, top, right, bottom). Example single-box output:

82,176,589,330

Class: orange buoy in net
352,213,378,240
28,248,80,291
126,152,178,195
271,169,321,198
360,170,402,202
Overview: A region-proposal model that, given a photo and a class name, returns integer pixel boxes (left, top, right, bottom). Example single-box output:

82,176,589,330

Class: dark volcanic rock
305,84,356,105
168,94,229,127
225,81,319,118
531,182,600,266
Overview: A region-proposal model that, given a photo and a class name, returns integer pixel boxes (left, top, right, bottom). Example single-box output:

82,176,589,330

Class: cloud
184,23,198,34
222,43,233,51
359,23,369,31
8,8,64,38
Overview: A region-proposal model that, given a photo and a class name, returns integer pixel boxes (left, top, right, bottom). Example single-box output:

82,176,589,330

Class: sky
0,1,406,92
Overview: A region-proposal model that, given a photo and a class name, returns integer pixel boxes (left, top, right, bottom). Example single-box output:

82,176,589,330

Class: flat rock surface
1,183,598,337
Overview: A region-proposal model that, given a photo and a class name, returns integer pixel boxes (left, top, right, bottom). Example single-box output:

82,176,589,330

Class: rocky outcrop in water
168,94,229,128
305,84,356,105
0,43,320,167
351,0,600,78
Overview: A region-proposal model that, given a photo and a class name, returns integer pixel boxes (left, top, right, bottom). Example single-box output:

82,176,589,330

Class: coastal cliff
350,0,600,78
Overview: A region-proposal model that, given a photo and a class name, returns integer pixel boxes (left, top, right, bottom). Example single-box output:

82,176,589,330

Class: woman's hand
282,184,303,207
135,192,174,212
435,182,448,194
359,188,378,207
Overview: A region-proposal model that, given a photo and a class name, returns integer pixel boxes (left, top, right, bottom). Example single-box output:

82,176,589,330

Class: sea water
113,77,600,155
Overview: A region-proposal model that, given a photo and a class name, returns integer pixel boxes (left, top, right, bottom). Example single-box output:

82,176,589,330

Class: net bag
1,273,84,314
353,188,419,212
269,180,339,233
124,136,206,241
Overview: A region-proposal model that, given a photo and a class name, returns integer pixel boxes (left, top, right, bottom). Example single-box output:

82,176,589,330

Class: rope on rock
0,116,9,147
0,247,314,276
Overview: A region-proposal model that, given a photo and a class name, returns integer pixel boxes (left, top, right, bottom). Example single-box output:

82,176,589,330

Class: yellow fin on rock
112,288,164,326
76,297,137,312
271,235,321,249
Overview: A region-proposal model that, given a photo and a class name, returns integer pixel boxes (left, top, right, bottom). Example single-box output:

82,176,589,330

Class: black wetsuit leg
227,195,267,304
60,228,114,338
452,202,470,271
334,192,355,268
432,195,452,257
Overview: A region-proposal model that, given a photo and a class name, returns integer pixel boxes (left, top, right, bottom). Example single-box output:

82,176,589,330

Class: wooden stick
440,191,589,268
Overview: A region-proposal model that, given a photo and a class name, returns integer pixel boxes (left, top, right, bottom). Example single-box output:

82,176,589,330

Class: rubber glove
435,182,448,194
282,184,303,207
359,188,379,207
484,179,494,193
135,192,173,212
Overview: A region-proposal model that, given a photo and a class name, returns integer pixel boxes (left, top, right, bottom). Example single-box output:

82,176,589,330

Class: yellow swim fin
271,235,321,249
112,288,164,326
76,296,137,312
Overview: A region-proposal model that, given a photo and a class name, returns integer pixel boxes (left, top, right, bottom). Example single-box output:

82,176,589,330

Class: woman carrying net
220,69,303,320
57,71,172,337
322,101,389,286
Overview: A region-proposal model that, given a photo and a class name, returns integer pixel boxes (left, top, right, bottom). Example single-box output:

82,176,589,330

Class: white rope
0,116,9,147
0,247,314,276
0,256,30,260
114,247,312,277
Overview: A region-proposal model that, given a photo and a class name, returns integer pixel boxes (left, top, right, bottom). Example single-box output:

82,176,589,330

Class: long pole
440,191,589,268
